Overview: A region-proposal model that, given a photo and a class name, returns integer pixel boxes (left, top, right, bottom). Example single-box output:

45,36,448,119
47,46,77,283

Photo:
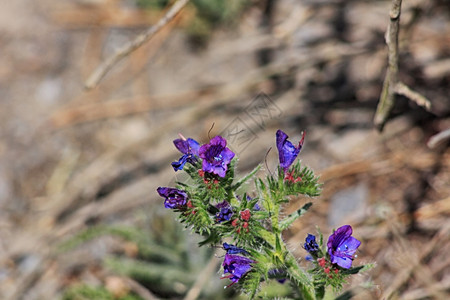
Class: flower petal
222,254,255,282
171,154,189,171
199,136,235,178
330,254,353,269
338,236,361,256
210,135,227,148
173,138,200,155
156,187,188,209
276,130,304,171
327,225,353,249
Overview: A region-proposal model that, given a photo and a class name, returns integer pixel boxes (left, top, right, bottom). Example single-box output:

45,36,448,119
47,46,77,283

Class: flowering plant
157,130,371,299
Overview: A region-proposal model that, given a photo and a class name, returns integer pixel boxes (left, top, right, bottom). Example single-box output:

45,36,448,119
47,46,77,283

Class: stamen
178,133,187,141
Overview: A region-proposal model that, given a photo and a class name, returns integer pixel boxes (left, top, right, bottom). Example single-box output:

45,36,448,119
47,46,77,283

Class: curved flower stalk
156,131,370,299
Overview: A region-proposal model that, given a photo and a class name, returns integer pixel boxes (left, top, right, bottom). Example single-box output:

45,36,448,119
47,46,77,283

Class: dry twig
374,0,432,131
85,0,190,89
427,128,450,149
55,42,367,127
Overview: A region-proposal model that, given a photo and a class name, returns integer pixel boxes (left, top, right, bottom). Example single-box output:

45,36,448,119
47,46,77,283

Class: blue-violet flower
222,253,255,285
276,129,306,171
327,225,361,269
171,137,200,171
215,201,233,223
156,187,188,209
223,243,249,255
199,136,235,178
304,234,319,255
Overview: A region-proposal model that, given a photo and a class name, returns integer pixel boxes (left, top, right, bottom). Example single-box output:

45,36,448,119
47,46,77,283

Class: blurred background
0,0,449,299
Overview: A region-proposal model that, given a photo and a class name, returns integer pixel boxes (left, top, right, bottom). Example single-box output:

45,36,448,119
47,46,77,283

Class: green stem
285,254,316,300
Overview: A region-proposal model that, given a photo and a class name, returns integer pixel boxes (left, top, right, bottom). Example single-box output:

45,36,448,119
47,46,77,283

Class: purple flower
304,234,319,255
215,201,234,223
171,137,200,171
327,225,361,269
276,129,306,171
199,136,235,178
174,137,200,155
156,187,188,209
223,243,249,255
222,253,255,284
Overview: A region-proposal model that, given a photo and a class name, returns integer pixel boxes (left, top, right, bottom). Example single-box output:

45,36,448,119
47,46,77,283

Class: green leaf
279,202,313,231
315,285,325,299
104,256,193,295
63,284,141,300
287,268,315,300
242,270,262,299
275,234,282,253
341,263,375,275
232,164,261,191
58,225,142,253
198,231,221,246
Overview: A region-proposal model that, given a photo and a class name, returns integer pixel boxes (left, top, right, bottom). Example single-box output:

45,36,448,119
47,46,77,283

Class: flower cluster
304,225,361,270
303,225,363,293
156,130,368,299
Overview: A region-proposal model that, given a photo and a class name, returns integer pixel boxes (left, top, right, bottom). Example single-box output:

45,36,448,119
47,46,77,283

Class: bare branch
85,0,190,89
374,0,402,131
374,0,432,131
395,82,431,111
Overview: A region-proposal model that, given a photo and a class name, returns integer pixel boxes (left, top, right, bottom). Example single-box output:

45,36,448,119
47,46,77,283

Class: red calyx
284,171,302,183
240,209,251,221
318,257,326,267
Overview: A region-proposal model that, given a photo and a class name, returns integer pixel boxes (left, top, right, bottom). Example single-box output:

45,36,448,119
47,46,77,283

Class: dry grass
0,0,449,299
